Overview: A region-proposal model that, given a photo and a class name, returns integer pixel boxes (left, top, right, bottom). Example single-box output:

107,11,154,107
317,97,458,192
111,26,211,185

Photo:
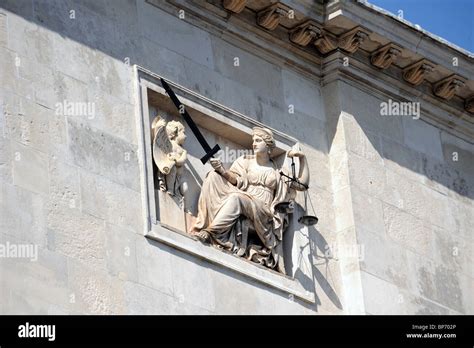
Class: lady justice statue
190,127,309,274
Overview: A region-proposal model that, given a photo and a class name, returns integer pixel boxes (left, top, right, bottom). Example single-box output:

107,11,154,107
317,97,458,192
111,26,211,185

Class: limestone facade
0,0,472,314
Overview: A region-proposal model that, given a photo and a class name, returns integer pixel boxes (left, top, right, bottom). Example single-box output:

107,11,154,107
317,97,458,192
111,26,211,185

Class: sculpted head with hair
190,126,309,274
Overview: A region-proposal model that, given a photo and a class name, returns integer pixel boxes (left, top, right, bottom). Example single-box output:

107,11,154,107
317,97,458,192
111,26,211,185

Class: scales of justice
152,78,318,274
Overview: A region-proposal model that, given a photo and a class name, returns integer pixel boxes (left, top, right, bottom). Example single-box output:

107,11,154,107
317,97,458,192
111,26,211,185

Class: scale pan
274,201,293,214
298,215,318,226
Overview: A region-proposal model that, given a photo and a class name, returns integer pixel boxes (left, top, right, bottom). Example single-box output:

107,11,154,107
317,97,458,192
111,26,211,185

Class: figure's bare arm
209,158,238,185
221,170,238,185
287,150,309,191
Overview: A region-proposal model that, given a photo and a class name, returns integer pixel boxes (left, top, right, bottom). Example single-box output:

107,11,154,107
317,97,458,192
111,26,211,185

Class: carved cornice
160,0,474,127
433,75,466,100
223,0,247,13
402,59,435,86
370,43,402,69
289,21,321,46
288,21,350,55
257,3,291,30
314,30,338,54
338,27,369,53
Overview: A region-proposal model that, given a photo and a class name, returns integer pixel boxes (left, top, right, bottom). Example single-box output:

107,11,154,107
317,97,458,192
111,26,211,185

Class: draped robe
191,155,295,273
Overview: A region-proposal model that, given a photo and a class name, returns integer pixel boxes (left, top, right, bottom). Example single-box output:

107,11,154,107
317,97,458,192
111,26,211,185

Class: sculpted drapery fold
190,127,306,274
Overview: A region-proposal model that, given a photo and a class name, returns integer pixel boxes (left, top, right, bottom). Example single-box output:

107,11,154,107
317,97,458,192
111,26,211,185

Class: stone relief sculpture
152,79,314,274
189,127,309,274
151,115,188,197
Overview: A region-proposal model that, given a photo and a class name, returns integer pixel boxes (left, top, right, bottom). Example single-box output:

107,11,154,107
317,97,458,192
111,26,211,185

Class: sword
160,78,221,164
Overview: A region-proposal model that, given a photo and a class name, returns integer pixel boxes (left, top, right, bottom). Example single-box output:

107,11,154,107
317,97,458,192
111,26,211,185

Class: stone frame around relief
133,65,316,303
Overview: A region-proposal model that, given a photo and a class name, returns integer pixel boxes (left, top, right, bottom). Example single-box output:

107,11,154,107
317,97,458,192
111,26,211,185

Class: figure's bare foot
195,230,210,243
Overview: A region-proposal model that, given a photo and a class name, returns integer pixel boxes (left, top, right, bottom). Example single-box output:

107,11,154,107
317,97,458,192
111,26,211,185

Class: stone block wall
0,0,332,314
327,80,473,314
0,0,471,314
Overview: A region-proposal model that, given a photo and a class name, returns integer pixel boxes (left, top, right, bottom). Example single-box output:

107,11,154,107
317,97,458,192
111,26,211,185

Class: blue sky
367,0,474,52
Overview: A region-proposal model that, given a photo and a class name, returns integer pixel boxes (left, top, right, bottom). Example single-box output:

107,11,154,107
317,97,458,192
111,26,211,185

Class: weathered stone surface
333,186,354,232
328,118,350,192
143,38,187,86
448,197,474,242
0,276,9,313
404,291,450,315
104,223,138,282
210,268,261,314
54,31,133,104
339,82,404,144
312,230,346,314
1,182,46,247
6,14,55,67
48,114,68,160
281,68,325,122
14,53,56,109
5,98,51,154
67,119,140,192
149,39,269,124
383,203,432,257
0,134,12,184
384,170,456,233
0,49,18,92
35,0,118,56
343,114,383,165
348,152,386,199
172,298,214,315
0,246,70,314
51,34,100,85
139,1,214,69
357,228,413,291
403,117,443,161
431,264,465,313
123,281,176,314
407,251,465,313
440,131,474,177
305,148,332,193
49,155,80,210
135,237,174,297
212,36,283,103
80,171,142,233
208,260,315,314
361,271,405,314
67,259,125,314
0,0,34,19
431,225,474,279
307,187,335,233
459,275,474,314
5,291,54,314
381,136,425,184
1,0,472,316
264,110,328,152
47,202,106,271
351,187,385,236
422,153,472,199
85,92,137,145
53,72,90,111
168,247,216,313
0,12,7,47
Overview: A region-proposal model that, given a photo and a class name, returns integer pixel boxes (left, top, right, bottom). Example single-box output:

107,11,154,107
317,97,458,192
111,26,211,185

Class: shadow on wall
145,237,323,313
3,0,471,200
6,0,472,314
283,206,343,311
324,81,474,201
310,226,344,310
